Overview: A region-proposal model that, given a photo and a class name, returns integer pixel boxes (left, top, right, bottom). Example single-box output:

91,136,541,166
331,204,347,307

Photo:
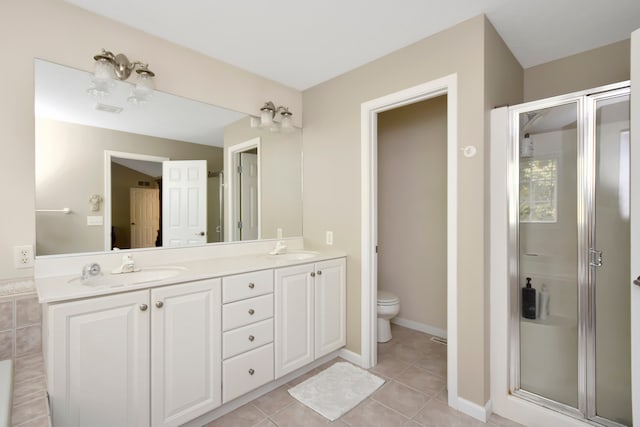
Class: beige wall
35,118,223,255
303,16,523,405
0,0,301,278
377,96,447,331
524,40,630,102
224,117,303,239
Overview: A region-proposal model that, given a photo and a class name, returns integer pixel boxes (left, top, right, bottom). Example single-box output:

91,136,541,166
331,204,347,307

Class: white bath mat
288,362,385,421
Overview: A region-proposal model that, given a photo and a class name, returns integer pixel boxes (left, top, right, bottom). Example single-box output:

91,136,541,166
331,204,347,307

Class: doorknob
196,231,205,236
634,276,640,287
131,222,136,225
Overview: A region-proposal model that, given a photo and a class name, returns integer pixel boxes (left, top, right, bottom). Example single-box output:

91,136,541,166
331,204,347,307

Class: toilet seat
377,290,399,305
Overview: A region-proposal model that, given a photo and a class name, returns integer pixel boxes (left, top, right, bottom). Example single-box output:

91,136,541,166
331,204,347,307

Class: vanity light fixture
250,101,294,133
87,49,155,104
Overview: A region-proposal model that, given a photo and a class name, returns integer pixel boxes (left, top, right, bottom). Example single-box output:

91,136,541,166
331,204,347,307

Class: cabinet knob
248,335,255,342
248,282,255,289
248,309,255,315
317,270,322,276
248,368,255,376
310,272,316,277
139,304,148,311
155,301,164,308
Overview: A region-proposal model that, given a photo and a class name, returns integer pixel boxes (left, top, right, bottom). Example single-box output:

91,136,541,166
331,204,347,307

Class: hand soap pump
522,277,537,319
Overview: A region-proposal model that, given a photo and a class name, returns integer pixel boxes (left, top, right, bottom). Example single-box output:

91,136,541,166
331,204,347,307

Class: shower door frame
506,81,631,426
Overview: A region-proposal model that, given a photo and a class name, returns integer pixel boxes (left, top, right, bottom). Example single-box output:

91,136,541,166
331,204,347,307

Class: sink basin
69,266,187,288
268,251,320,261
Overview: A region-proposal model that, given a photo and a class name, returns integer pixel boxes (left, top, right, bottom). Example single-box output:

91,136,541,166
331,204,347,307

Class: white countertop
36,250,346,304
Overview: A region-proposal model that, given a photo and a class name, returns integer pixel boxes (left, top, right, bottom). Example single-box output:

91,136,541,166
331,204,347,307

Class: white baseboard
338,348,364,367
391,317,447,339
457,397,492,423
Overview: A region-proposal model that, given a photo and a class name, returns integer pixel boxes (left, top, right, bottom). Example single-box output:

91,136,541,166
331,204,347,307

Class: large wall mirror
34,59,302,256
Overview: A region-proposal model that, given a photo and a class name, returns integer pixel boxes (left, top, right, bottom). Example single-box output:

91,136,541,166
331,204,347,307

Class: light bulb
260,109,273,127
280,114,294,133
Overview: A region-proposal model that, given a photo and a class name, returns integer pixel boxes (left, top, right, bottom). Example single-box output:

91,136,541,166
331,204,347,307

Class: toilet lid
377,290,399,305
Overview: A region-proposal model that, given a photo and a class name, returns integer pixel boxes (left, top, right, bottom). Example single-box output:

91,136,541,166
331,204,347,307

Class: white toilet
377,290,400,343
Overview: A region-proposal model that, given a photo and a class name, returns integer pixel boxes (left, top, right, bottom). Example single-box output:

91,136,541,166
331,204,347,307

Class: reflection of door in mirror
227,137,261,241
162,160,208,246
129,188,159,248
239,152,258,240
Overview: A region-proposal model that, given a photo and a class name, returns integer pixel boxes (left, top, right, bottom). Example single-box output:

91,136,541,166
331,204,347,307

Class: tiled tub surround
0,281,50,427
36,243,346,427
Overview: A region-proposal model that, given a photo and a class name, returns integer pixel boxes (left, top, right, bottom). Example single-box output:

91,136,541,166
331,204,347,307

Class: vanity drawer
222,343,274,403
222,270,273,303
223,294,273,331
223,318,273,359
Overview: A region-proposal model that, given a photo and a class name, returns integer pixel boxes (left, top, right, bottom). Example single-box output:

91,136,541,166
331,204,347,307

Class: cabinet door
151,279,222,427
275,263,315,378
315,258,347,358
49,290,150,427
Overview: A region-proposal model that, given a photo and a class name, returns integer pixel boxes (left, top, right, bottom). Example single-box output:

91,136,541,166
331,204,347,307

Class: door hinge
237,165,242,174
375,245,378,254
237,221,243,229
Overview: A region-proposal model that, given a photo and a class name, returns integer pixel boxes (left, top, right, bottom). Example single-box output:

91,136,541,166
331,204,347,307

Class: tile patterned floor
10,353,50,426
205,324,523,427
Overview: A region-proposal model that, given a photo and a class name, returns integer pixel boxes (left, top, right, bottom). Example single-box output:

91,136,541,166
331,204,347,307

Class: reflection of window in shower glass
519,158,557,222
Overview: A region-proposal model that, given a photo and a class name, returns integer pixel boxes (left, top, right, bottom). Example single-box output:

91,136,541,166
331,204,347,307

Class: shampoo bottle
522,277,537,319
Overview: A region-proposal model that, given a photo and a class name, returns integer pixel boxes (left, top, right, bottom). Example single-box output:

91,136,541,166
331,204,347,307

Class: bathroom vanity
36,250,346,427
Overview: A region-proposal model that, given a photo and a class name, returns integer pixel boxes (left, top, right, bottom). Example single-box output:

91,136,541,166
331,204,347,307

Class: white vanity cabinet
275,258,346,378
46,278,221,427
221,269,275,403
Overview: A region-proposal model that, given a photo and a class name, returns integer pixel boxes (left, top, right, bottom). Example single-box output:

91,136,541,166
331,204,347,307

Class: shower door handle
589,249,603,267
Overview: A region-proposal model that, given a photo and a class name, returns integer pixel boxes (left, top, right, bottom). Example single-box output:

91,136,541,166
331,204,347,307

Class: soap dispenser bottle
522,277,537,319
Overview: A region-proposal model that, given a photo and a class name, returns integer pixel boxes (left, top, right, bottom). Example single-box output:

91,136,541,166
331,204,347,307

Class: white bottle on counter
538,284,550,320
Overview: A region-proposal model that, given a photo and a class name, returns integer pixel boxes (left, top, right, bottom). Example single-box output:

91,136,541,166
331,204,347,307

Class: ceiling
64,0,640,91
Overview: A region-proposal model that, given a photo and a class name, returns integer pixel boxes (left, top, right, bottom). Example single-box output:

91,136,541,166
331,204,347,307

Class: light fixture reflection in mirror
34,59,303,257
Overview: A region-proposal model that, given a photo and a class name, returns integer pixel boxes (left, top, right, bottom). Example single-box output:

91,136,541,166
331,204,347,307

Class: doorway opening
104,150,168,251
361,74,459,411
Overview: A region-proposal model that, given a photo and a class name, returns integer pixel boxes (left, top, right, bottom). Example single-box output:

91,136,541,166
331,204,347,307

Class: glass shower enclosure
507,82,631,426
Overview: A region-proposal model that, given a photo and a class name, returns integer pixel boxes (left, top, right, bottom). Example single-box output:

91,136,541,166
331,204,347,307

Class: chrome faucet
81,263,102,281
112,254,138,274
269,240,288,255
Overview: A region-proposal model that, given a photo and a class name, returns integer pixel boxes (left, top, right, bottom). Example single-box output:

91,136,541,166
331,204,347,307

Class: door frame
225,137,261,242
104,150,168,251
630,27,639,427
360,74,459,409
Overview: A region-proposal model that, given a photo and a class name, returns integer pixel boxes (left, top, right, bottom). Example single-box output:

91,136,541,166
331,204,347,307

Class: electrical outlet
14,245,34,269
326,231,334,245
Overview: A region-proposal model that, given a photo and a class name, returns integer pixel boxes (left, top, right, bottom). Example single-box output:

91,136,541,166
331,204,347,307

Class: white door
239,152,259,240
162,160,207,246
130,187,159,248
630,27,640,426
49,291,150,427
275,263,315,378
315,258,347,358
151,279,221,427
